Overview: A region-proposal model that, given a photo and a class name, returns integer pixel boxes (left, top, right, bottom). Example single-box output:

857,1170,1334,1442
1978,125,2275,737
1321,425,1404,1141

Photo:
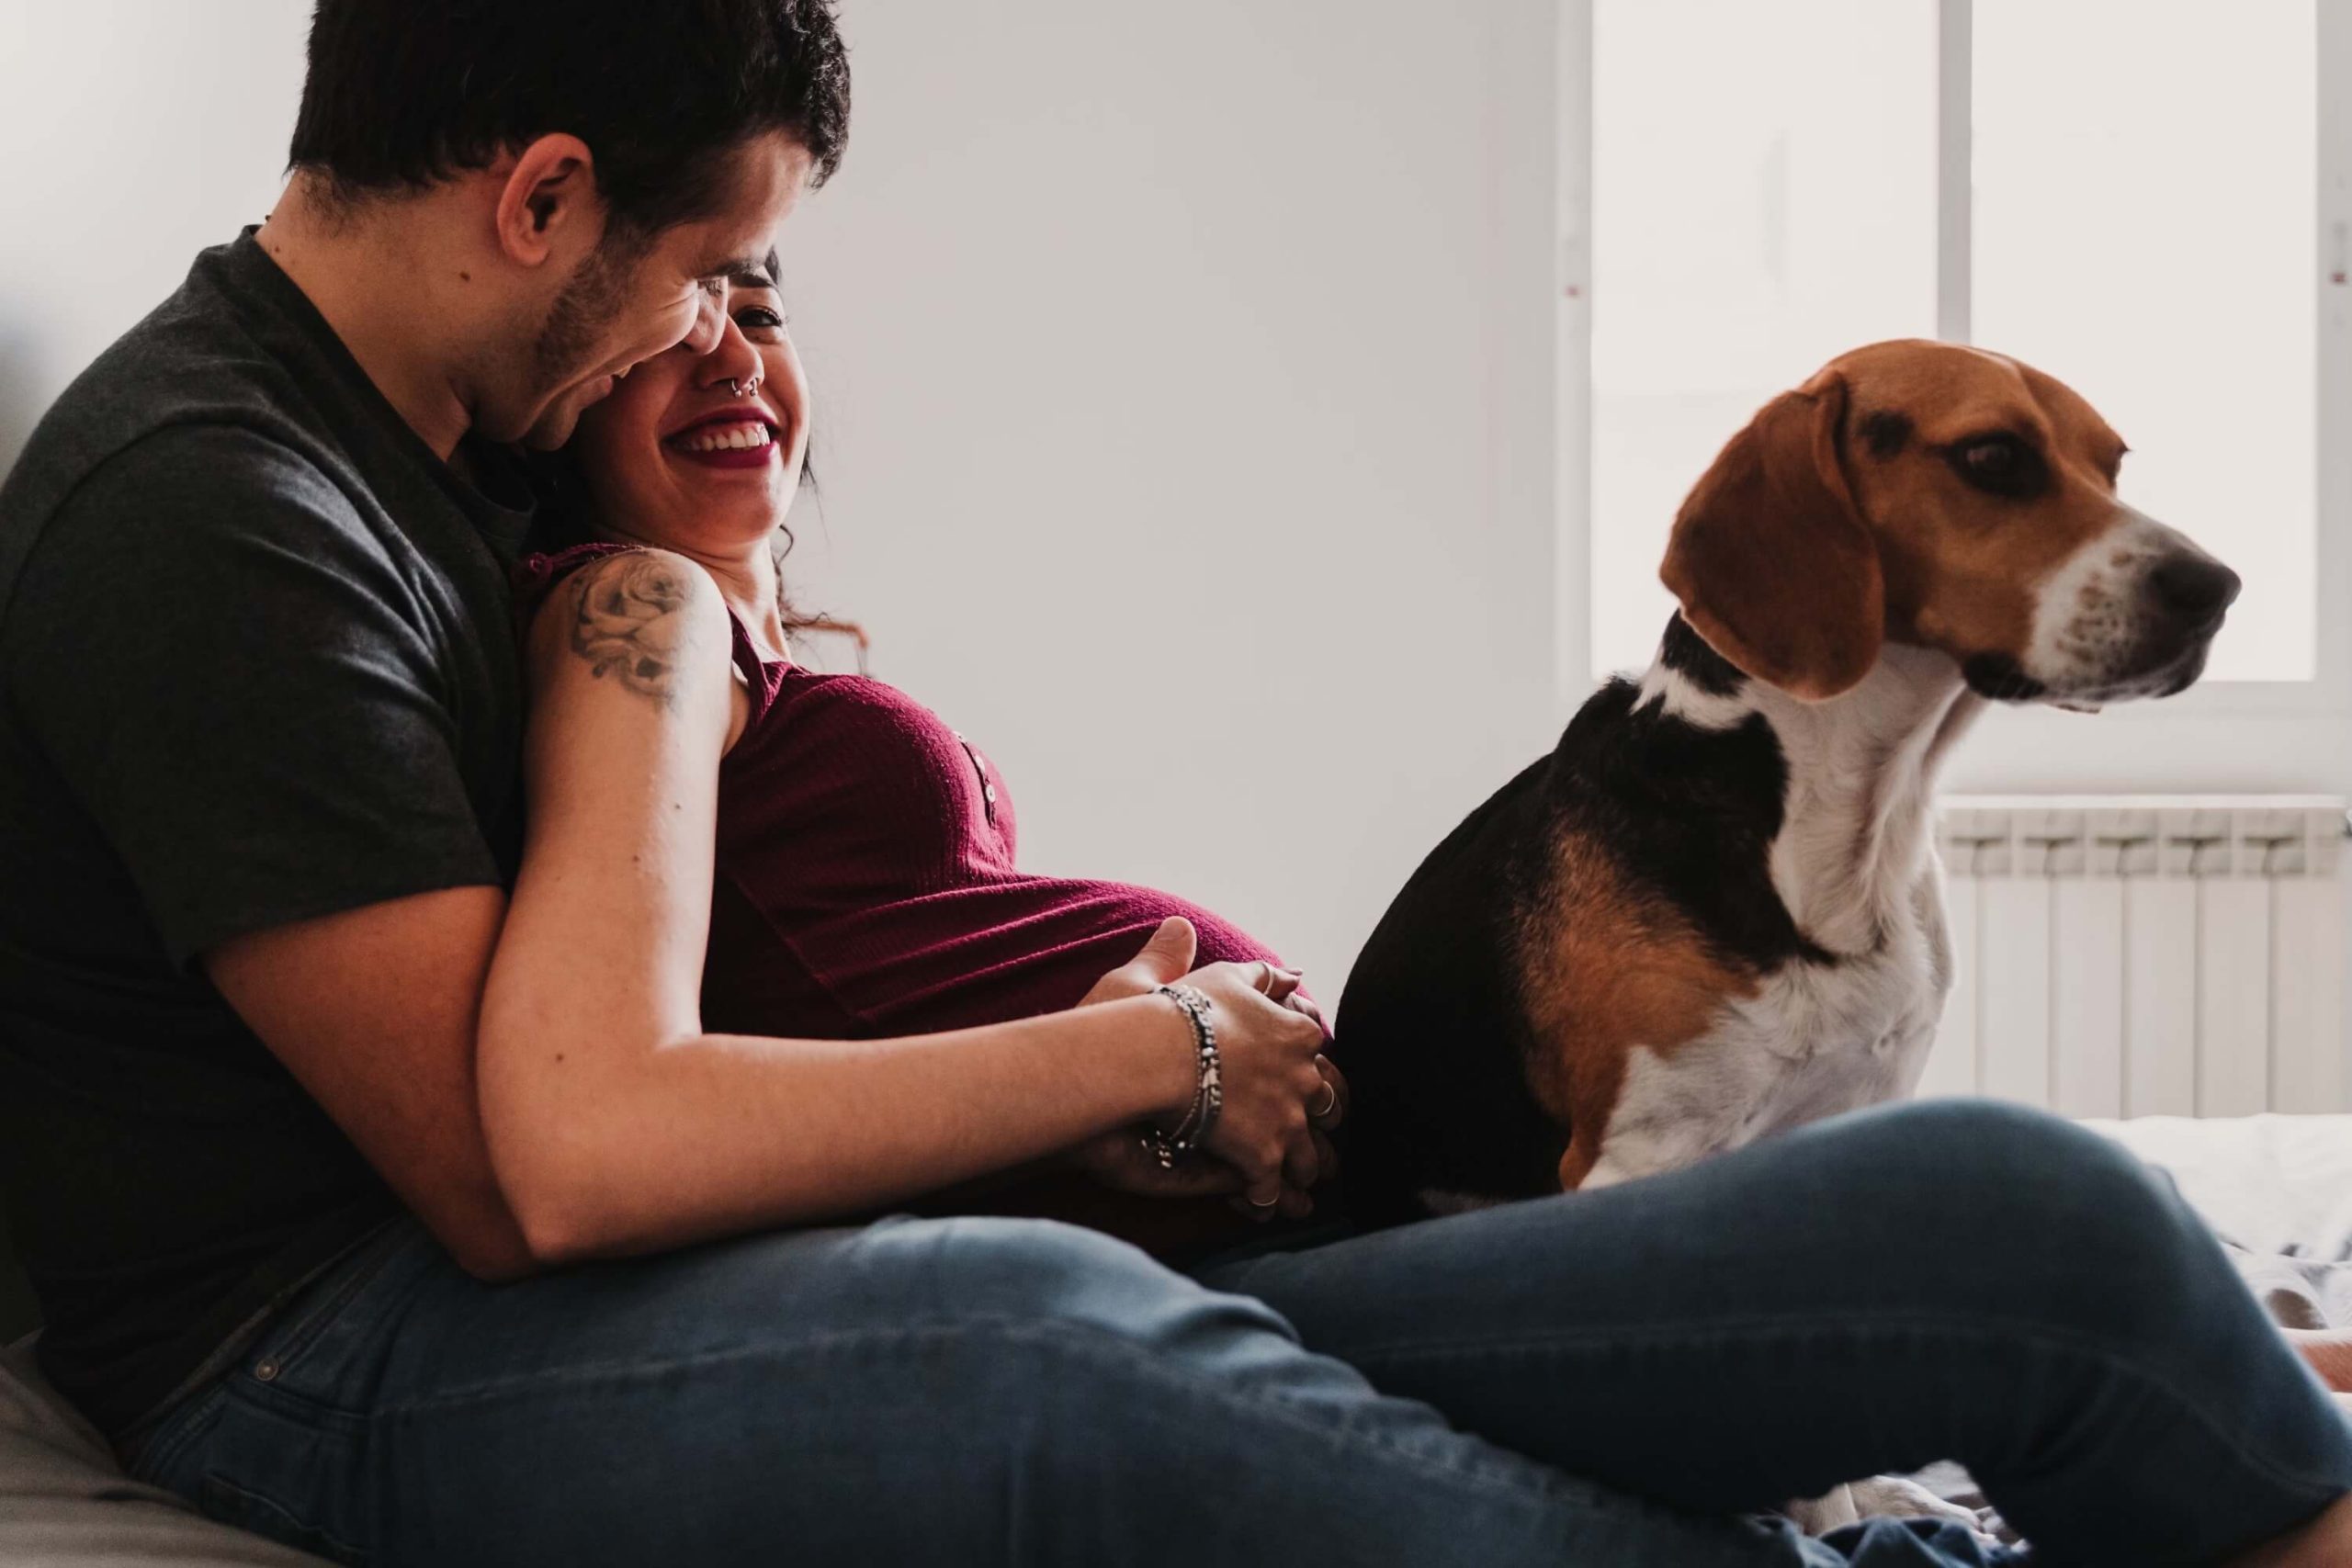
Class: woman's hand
1073,919,1343,1218
1171,962,1339,1218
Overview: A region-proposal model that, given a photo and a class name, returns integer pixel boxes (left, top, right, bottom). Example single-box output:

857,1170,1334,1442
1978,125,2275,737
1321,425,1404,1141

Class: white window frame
1552,0,2352,736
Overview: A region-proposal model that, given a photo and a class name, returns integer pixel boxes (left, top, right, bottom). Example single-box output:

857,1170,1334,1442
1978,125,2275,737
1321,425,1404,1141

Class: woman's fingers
1235,1181,1288,1219
1307,1055,1346,1129
1188,963,1328,1221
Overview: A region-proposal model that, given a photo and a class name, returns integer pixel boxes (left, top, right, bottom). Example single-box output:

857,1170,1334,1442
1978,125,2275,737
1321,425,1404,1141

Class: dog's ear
1659,372,1883,702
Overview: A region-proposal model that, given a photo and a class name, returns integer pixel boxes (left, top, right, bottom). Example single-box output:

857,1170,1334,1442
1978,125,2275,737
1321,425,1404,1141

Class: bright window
1973,0,2316,682
1583,0,2323,687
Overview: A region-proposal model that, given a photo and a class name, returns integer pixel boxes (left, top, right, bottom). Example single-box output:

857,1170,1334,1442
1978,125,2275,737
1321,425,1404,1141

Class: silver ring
729,375,762,397
1309,1081,1339,1120
1246,1192,1281,1209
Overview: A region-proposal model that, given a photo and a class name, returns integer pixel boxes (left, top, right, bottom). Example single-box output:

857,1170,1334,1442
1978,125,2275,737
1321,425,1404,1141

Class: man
0,0,842,1463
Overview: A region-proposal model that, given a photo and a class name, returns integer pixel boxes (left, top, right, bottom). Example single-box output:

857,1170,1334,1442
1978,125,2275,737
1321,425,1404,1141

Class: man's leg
1194,1099,2352,1568
130,1209,1967,1567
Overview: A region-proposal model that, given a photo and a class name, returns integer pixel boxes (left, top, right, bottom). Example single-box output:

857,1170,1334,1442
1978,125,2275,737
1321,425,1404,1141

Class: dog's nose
2149,555,2242,623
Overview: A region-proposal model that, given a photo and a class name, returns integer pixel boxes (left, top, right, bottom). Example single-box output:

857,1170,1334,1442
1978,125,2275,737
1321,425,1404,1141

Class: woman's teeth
675,421,773,453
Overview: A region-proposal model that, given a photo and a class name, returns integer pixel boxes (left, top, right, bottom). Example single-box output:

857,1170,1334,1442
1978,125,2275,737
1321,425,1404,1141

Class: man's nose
681,290,727,357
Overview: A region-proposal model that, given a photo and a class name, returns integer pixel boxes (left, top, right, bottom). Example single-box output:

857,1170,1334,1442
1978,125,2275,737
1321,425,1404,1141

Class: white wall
0,1,1566,993
0,2,309,464
773,1,1565,985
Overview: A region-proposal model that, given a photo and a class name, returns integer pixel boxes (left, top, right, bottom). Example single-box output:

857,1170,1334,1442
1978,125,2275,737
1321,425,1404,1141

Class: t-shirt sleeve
5,423,504,967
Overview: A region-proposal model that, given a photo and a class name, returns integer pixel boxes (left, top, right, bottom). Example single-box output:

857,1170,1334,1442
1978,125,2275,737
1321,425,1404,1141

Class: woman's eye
735,307,786,333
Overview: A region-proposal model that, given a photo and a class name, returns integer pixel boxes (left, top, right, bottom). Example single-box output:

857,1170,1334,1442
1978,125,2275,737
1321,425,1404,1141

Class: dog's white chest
1581,865,1951,1190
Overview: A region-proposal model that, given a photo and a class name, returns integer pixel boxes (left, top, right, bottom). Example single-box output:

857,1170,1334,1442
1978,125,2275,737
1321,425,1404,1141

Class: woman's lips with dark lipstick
665,410,779,469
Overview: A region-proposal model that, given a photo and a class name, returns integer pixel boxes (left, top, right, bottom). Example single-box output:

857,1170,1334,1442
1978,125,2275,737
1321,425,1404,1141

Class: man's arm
205,888,537,1280
7,426,540,1277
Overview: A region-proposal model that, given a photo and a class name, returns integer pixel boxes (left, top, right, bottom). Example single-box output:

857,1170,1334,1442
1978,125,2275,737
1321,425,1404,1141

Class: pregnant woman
143,262,2352,1568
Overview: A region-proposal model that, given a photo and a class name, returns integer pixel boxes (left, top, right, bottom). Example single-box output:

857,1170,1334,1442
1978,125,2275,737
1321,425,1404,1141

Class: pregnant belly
707,874,1290,1040
700,875,1308,1259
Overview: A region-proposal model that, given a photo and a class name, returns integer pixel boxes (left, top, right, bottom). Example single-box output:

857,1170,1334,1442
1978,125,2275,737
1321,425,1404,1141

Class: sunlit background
1590,0,2316,683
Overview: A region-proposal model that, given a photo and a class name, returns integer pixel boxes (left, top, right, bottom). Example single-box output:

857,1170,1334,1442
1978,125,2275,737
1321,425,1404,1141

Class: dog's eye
1948,434,2046,499
1963,437,2016,475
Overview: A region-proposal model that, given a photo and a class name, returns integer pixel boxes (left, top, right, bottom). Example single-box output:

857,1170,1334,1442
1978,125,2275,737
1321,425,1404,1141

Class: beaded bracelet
1148,982,1223,1169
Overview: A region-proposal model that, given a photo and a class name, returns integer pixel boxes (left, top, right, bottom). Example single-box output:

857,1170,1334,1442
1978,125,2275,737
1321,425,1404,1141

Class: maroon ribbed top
517,545,1289,1042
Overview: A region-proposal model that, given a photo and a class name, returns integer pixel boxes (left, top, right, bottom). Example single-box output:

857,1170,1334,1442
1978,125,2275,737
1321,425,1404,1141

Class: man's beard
518,241,639,447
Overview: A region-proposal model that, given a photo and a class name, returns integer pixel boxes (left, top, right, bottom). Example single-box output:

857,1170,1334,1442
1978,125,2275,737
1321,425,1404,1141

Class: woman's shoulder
514,540,661,626
517,545,768,747
517,546,732,684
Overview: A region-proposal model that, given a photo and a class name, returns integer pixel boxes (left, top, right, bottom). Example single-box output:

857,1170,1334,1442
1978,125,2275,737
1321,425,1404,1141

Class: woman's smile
665,407,783,470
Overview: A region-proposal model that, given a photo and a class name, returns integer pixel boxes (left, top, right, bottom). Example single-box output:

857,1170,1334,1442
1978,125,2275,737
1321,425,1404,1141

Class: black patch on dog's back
1334,668,1824,1224
1331,755,1566,1224
1528,680,1826,972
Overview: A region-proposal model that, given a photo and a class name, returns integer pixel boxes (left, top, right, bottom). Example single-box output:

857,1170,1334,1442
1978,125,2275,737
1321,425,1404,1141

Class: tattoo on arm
567,554,695,705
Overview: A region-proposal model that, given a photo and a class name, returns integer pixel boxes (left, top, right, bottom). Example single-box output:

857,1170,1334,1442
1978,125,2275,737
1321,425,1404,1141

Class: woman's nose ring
729,375,763,398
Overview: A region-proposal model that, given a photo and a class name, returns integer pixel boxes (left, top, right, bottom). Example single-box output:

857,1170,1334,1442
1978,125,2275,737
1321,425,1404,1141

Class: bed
2084,1114,2352,1327
5,1113,2348,1565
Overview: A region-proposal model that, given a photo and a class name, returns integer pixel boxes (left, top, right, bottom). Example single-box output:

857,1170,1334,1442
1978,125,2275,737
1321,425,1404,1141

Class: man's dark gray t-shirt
0,231,533,1437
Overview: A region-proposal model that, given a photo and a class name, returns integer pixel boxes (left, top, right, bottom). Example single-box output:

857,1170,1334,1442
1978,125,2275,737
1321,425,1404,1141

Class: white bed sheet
2086,1113,2352,1328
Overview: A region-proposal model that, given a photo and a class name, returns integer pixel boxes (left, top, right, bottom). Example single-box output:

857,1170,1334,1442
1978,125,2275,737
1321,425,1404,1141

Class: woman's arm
479,550,1322,1263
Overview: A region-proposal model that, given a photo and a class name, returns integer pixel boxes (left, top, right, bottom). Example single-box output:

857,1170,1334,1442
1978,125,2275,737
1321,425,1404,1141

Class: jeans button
253,1357,280,1382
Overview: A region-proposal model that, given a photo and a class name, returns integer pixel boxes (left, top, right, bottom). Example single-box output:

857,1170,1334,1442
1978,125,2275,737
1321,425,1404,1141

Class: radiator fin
1928,796,2348,1116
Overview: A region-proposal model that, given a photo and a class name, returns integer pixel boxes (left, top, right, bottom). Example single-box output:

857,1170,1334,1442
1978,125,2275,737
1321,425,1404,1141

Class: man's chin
518,412,582,453
512,373,618,451
517,394,594,452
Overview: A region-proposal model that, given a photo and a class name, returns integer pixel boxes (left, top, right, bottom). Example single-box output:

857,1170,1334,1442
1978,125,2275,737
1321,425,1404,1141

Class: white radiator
1921,795,2350,1117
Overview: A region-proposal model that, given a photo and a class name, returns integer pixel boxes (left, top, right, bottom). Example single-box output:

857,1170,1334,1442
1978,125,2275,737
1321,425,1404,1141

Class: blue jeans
122,1100,2352,1567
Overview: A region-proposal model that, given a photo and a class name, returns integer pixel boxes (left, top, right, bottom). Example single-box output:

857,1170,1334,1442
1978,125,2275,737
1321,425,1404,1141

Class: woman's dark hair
288,0,850,237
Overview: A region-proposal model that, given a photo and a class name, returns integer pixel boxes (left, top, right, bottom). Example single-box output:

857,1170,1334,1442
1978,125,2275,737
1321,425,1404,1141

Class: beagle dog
1332,338,2238,1223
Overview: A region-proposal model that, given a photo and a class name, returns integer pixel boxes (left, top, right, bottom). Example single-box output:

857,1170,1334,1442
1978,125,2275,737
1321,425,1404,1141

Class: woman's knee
1857,1099,2230,1337
1849,1098,2157,1214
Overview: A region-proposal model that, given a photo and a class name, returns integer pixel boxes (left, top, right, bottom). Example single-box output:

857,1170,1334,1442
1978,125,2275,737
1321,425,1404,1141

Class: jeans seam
378,1316,1615,1514
1340,1311,2352,1504
126,1386,226,1488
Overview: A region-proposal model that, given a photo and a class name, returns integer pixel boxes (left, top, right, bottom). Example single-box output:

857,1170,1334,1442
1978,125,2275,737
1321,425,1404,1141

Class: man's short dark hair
288,0,850,235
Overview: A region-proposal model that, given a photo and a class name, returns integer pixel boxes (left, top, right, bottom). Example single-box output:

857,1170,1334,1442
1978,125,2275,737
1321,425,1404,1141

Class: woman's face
570,266,810,551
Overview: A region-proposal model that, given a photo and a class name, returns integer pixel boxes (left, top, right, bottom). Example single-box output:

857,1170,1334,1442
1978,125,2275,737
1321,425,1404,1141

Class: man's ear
492,133,600,268
1658,370,1884,702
